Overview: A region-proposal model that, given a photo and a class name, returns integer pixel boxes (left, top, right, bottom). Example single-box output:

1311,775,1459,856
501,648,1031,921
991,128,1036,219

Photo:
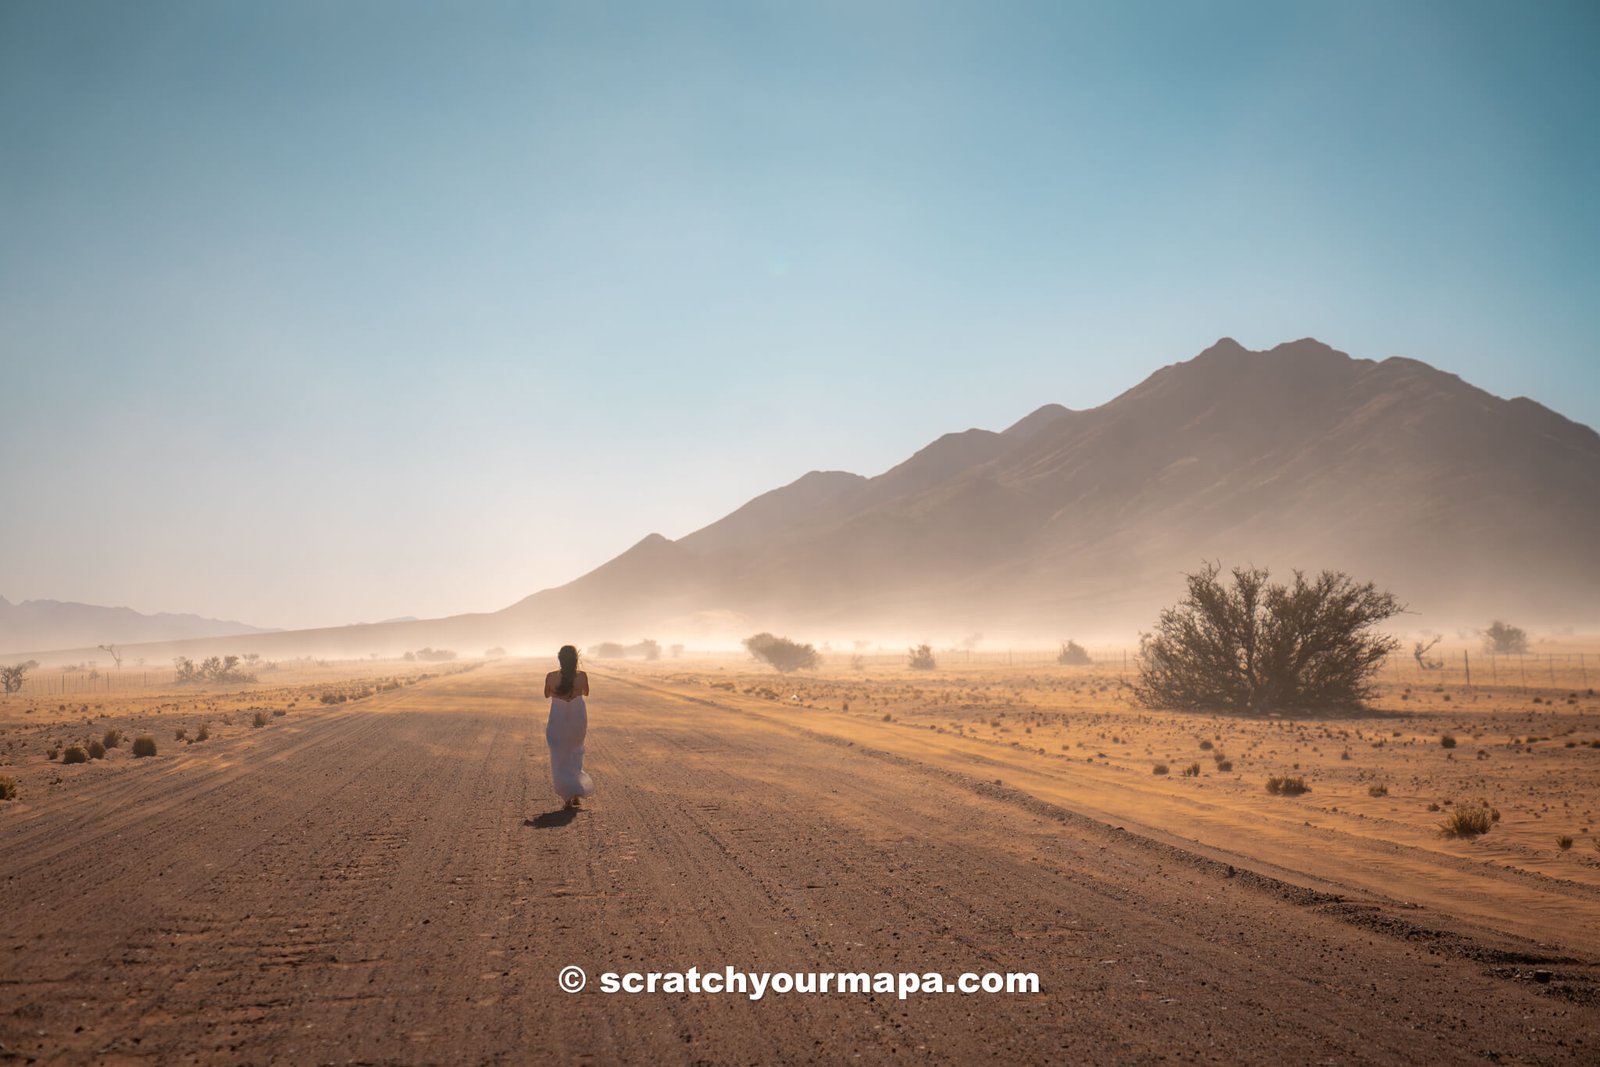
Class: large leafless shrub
1135,563,1401,714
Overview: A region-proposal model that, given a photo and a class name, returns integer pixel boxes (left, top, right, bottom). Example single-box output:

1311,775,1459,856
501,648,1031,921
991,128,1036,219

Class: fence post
1519,655,1527,688
1549,656,1556,686
1463,651,1471,688
1582,653,1588,688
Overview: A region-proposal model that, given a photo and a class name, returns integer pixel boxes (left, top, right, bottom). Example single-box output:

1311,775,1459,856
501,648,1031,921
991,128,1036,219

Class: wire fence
2,648,1592,698
811,647,1593,690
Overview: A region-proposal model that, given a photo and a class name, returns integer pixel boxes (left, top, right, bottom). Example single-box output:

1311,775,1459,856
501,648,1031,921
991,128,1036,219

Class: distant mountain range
6,337,1596,660
494,336,1600,641
0,596,275,657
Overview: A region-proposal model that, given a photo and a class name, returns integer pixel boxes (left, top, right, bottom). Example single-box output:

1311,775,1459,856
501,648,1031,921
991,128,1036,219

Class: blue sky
2,1,1596,630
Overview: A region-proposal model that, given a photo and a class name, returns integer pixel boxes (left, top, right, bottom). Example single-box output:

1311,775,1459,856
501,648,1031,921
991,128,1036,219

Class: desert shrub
1265,775,1309,796
1441,805,1491,836
630,639,661,661
62,745,88,764
0,663,28,694
132,736,156,758
195,723,210,741
1412,635,1443,671
1134,563,1401,713
1181,762,1201,777
908,644,937,671
1152,764,1170,775
252,710,269,728
103,729,122,749
1440,735,1457,749
46,746,59,760
172,654,257,685
174,728,187,740
87,739,106,760
412,647,457,662
1215,759,1233,772
1199,739,1213,751
1056,640,1091,666
1368,784,1389,797
743,633,819,673
1482,620,1528,655
1557,835,1574,850
0,776,15,800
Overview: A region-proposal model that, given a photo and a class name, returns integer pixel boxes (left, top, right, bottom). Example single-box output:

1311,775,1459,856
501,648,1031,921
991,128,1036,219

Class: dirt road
3,664,1597,1064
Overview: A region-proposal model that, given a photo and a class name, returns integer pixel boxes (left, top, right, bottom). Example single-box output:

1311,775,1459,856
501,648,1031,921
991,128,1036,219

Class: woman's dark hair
555,645,578,698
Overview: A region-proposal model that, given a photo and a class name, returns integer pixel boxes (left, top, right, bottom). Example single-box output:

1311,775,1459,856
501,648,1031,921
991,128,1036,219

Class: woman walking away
544,645,594,809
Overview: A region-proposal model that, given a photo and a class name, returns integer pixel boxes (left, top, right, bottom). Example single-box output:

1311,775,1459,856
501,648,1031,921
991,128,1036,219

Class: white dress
545,694,595,802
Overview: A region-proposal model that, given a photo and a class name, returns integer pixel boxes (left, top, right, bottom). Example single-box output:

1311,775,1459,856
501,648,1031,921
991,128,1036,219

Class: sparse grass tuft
174,728,186,741
1152,763,1170,775
1557,835,1574,851
62,745,88,764
252,710,269,728
1368,784,1388,797
132,736,157,758
195,722,210,742
1181,762,1201,777
0,776,16,801
1266,775,1309,796
102,729,122,749
1441,804,1492,837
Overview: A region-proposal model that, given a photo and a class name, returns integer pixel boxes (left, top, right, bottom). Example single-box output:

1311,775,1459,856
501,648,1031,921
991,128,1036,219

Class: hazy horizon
4,2,1598,630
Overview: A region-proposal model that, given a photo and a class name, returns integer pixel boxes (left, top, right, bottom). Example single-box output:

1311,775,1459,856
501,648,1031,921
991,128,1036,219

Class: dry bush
1056,640,1091,666
132,736,157,758
174,727,186,741
62,745,88,764
1152,763,1170,775
87,739,106,760
195,722,210,741
102,729,122,749
1557,835,1574,851
1181,762,1201,777
907,644,937,671
1216,759,1233,772
1440,735,1457,749
1135,563,1400,713
1368,783,1389,797
1441,805,1492,837
252,710,269,728
0,776,16,801
1265,775,1309,796
1482,620,1528,655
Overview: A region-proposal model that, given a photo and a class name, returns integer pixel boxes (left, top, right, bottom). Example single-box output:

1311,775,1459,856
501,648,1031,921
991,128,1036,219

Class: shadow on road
526,808,578,829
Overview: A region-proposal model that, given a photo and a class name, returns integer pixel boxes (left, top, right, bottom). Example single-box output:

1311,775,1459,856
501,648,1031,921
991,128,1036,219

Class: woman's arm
543,671,555,698
578,671,590,697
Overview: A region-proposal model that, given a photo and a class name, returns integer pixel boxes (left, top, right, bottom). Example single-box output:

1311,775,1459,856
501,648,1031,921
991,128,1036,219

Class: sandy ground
2,659,1599,1064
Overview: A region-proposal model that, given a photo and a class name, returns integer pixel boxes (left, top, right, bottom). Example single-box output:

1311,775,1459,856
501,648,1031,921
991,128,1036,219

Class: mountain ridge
7,336,1595,660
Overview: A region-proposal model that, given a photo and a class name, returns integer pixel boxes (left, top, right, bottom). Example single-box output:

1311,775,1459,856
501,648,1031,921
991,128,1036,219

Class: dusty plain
2,651,1599,1064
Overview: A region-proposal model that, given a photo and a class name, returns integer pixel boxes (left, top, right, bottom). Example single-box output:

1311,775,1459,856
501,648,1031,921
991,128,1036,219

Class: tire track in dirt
2,664,1597,1064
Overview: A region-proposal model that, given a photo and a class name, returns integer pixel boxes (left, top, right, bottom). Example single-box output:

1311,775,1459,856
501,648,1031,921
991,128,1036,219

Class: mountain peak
1003,403,1072,439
